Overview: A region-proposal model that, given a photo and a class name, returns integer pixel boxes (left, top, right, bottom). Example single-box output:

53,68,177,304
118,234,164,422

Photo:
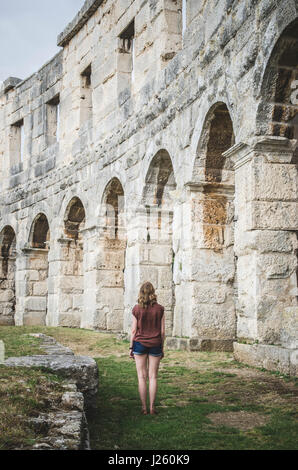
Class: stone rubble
4,334,98,450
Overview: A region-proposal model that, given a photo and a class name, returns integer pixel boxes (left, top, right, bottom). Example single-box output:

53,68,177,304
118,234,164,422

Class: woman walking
129,282,165,415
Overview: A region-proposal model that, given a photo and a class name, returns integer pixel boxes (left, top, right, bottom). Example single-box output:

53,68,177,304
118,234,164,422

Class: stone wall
4,333,98,449
0,0,297,374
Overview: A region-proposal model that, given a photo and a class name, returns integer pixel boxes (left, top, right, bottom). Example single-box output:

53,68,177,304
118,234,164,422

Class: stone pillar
47,239,63,326
25,247,49,326
15,245,49,326
48,237,84,328
225,137,298,376
14,248,28,326
170,182,236,352
81,226,100,330
124,206,176,337
0,254,16,326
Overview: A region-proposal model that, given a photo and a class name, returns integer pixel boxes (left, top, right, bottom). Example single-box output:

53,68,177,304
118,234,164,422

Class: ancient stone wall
0,0,297,374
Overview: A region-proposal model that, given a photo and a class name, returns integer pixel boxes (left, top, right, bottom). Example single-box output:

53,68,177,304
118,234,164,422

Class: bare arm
161,314,165,351
130,316,137,350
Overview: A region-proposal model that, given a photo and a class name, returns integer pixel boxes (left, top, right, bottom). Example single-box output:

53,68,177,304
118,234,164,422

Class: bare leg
148,355,161,413
134,354,148,412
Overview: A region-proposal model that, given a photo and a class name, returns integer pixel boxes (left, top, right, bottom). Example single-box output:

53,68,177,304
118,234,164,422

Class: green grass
1,326,297,450
0,327,44,357
87,356,298,450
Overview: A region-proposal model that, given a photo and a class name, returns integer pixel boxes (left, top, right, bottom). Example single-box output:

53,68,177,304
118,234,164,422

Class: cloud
0,0,84,81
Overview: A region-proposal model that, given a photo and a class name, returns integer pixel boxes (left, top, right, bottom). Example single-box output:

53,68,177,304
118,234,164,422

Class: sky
0,0,85,83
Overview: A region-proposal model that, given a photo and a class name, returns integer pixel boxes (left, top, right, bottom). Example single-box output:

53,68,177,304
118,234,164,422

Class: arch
23,214,50,326
57,196,86,328
256,17,298,162
95,177,127,332
141,149,177,335
0,226,16,273
56,190,89,236
255,8,298,99
101,177,125,239
143,149,177,209
188,103,237,343
64,197,86,239
190,94,237,181
0,226,16,325
193,102,235,183
29,213,50,249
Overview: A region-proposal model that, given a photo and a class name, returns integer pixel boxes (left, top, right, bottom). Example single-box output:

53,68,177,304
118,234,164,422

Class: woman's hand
129,349,135,360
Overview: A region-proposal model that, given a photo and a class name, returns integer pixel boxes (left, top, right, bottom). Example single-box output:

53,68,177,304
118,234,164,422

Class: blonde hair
138,282,157,308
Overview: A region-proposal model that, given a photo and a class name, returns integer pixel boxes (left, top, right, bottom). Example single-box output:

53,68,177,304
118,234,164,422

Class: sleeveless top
132,303,164,347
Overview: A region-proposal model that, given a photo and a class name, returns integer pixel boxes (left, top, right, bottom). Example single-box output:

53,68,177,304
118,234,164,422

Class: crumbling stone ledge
166,337,234,352
4,333,99,450
233,342,298,377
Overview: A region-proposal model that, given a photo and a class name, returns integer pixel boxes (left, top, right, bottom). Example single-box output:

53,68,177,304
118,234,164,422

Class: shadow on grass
87,357,298,451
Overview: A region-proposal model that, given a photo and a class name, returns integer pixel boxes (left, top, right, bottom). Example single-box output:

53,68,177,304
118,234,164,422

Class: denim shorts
133,341,163,357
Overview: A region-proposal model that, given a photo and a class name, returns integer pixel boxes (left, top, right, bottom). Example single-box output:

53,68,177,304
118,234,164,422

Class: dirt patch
208,411,270,431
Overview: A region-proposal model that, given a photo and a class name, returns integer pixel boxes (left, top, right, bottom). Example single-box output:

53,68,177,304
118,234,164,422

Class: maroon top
132,303,164,347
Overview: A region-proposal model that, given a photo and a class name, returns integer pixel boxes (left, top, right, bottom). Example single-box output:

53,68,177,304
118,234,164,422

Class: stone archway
0,226,16,326
240,17,298,346
256,18,298,159
187,102,236,350
58,197,86,328
23,214,50,326
257,16,298,310
95,178,126,332
142,149,177,336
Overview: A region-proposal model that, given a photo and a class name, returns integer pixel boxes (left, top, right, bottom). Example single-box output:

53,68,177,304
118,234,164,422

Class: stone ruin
0,0,297,375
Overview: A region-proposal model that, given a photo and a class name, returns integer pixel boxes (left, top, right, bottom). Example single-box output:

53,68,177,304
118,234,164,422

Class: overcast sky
0,0,85,83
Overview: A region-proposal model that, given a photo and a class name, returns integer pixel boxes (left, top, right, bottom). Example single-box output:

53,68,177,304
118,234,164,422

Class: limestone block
253,161,297,201
97,250,125,270
192,302,236,339
60,295,73,313
29,257,49,270
158,267,173,289
280,307,298,349
252,231,295,254
73,294,84,310
93,309,107,330
192,283,228,304
33,281,48,296
156,289,173,308
0,289,15,302
59,313,81,328
61,392,84,411
97,269,124,287
24,296,47,312
139,266,159,287
39,269,49,281
107,310,123,331
252,201,298,231
23,312,47,326
0,315,15,326
60,276,84,292
192,249,235,283
236,316,257,341
27,269,40,281
145,244,173,265
233,342,297,377
98,287,124,310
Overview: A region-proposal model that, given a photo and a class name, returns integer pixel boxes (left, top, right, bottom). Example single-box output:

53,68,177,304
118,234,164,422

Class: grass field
0,326,297,450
